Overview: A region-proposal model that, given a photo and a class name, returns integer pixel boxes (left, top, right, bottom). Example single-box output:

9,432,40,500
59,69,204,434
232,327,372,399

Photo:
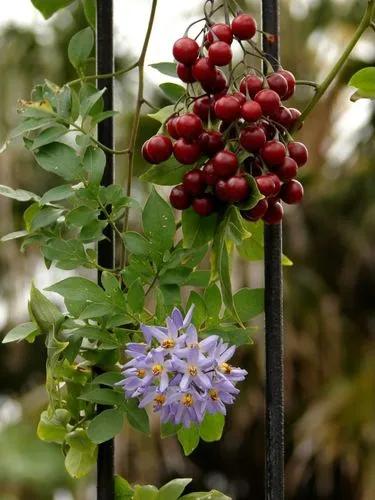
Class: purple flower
172,347,212,391
166,387,205,427
211,340,248,384
203,378,239,416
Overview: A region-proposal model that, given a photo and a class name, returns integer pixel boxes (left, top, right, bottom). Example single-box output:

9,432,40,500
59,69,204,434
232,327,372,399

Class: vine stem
295,0,375,128
121,0,158,268
67,60,139,86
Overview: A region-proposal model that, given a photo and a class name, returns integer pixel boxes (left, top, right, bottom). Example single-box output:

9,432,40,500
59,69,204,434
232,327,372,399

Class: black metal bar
96,1,115,499
261,1,284,499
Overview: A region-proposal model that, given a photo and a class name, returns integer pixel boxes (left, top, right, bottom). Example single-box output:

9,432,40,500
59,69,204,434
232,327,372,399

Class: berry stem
295,79,318,89
295,0,375,129
223,0,233,76
122,0,158,268
67,60,139,86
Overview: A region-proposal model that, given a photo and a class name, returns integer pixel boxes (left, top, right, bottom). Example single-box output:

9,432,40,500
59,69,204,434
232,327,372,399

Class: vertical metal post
96,1,115,499
262,1,284,499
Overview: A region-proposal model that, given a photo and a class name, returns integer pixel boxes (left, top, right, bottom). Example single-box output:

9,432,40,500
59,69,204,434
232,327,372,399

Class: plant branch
295,0,375,129
67,61,139,87
295,80,318,89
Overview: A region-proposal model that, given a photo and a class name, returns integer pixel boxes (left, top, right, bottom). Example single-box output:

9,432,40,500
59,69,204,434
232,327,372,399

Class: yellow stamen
153,394,166,408
209,389,219,401
152,364,163,376
137,369,146,378
161,338,175,349
188,365,198,376
220,362,232,374
182,393,193,407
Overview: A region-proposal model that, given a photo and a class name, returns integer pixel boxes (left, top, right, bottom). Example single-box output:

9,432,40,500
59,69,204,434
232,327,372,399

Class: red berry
192,194,216,216
212,150,238,179
226,176,250,203
239,75,264,98
259,121,276,140
241,100,263,122
272,106,293,129
232,92,246,105
215,179,230,201
231,14,257,40
202,69,227,94
176,113,203,140
241,199,268,221
277,69,296,100
214,95,241,122
170,185,191,210
261,140,286,166
240,125,266,152
275,157,298,181
267,173,281,196
206,23,233,45
146,135,173,164
183,168,206,196
192,57,216,84
267,73,288,99
288,141,308,167
263,200,284,224
254,89,281,115
203,161,219,185
142,140,153,163
193,96,215,121
280,179,304,204
173,37,199,65
256,175,277,197
173,139,201,164
208,41,232,66
166,117,180,139
289,108,303,130
177,63,196,83
198,131,224,156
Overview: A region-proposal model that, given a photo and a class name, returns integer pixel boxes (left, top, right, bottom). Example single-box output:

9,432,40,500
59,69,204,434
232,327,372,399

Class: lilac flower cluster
118,306,247,428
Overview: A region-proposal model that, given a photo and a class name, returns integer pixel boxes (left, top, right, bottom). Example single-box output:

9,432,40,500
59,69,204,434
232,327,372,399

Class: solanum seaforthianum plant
1,0,374,498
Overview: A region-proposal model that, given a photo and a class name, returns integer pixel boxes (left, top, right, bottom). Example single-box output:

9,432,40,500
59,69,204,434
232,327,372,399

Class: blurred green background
0,0,374,499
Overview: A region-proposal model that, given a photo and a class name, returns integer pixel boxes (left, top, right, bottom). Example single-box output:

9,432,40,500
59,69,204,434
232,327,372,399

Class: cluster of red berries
142,11,309,224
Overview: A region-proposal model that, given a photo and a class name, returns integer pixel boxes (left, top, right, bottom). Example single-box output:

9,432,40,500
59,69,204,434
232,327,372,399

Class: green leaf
82,0,96,28
79,388,123,406
233,288,264,322
159,267,192,286
133,485,159,500
92,372,123,386
30,207,62,231
29,284,64,335
34,142,81,181
236,174,264,210
159,83,185,103
123,231,151,256
37,409,70,444
349,67,375,100
31,0,75,19
42,238,89,270
148,105,175,124
9,117,55,140
204,284,222,324
160,422,181,439
2,322,39,343
177,425,200,456
125,399,150,435
65,430,97,478
158,478,192,500
0,184,39,202
150,62,177,77
140,158,191,186
1,230,28,242
180,491,230,500
199,413,225,442
40,184,75,204
182,209,218,248
115,475,134,500
187,291,207,327
30,125,68,150
87,408,124,444
83,146,106,184
202,325,254,346
80,88,106,117
68,27,94,70
46,277,108,304
142,188,175,253
127,279,145,313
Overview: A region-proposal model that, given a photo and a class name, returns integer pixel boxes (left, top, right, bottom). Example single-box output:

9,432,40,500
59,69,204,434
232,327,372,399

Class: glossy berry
215,179,229,201
173,139,201,164
203,161,219,185
193,194,216,216
266,73,288,99
239,75,264,98
241,100,263,122
198,131,224,156
208,41,232,66
280,179,304,204
277,69,296,100
173,37,199,65
240,125,266,152
202,69,227,94
166,117,180,139
256,174,278,197
206,23,233,45
232,92,246,105
272,106,293,129
177,63,196,83
193,96,215,121
145,135,173,164
231,14,257,40
212,150,238,179
183,168,206,196
259,121,276,141
192,57,216,84
176,113,203,140
142,140,153,163
170,185,191,210
268,173,281,195
263,200,284,224
288,108,303,130
226,176,250,203
261,140,286,166
275,157,298,181
241,199,268,221
288,141,308,166
214,95,241,122
254,89,281,115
